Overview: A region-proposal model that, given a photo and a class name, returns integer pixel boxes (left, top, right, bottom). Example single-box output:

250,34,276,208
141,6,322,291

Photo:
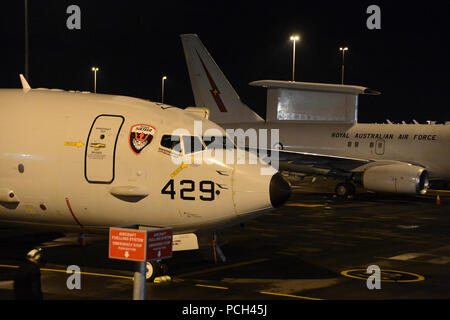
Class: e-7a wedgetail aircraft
0,75,291,276
181,34,450,198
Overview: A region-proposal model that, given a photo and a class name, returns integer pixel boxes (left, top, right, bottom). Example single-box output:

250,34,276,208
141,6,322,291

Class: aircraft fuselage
223,122,450,180
0,89,281,234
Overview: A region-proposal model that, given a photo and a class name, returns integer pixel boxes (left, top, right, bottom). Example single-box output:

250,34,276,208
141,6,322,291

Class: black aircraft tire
335,182,355,198
146,261,156,281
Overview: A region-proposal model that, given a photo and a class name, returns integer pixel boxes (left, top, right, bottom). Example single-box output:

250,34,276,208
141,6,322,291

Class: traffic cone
436,194,441,205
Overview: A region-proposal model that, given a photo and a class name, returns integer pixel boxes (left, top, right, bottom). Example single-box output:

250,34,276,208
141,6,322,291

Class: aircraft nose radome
269,173,291,207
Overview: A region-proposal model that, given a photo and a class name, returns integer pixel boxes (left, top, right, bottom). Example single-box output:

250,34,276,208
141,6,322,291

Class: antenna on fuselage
19,74,31,93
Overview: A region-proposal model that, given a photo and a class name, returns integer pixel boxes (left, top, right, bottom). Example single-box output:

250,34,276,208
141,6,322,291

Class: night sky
1,1,449,123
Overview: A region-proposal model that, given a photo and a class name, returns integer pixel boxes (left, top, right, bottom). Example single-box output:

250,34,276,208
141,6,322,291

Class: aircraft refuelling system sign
109,227,173,262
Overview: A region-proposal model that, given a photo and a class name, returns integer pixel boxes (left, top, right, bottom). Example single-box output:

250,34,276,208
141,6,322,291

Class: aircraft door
85,115,125,184
375,139,385,155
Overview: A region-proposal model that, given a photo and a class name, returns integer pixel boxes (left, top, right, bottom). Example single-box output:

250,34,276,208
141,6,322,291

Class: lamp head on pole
290,35,300,42
339,47,349,52
162,76,167,81
91,67,99,72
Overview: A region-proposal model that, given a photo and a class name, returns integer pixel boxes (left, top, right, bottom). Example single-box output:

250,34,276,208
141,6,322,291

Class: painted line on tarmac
0,264,133,280
259,291,324,300
429,189,450,194
42,267,134,280
0,264,18,269
178,258,270,278
285,203,326,208
195,284,229,290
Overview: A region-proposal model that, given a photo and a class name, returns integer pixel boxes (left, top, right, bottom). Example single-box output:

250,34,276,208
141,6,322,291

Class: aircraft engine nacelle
361,164,429,195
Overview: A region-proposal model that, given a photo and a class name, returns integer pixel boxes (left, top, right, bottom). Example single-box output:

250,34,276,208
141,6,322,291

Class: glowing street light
339,47,349,84
91,67,99,93
161,76,167,103
290,35,300,81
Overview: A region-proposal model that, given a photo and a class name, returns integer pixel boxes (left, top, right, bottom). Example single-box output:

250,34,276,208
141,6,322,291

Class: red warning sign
109,228,147,262
109,227,173,262
146,228,173,261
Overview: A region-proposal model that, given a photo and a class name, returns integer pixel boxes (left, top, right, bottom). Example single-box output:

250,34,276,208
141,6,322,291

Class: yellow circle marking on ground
341,269,425,283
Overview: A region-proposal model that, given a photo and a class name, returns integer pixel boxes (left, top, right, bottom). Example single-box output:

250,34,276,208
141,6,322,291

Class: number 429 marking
161,179,216,201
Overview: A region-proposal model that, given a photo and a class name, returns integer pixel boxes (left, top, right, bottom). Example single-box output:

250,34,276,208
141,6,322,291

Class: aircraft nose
269,172,291,207
232,158,292,221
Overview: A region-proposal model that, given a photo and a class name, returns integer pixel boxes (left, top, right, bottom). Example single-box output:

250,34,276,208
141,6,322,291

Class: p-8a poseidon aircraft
0,76,291,262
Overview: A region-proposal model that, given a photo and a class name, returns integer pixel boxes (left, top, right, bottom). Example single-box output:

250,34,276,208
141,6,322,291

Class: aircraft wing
254,148,382,178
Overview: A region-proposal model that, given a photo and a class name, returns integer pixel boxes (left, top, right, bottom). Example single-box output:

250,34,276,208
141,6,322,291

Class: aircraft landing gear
146,261,155,281
213,233,226,264
146,260,170,282
198,232,227,264
335,182,356,198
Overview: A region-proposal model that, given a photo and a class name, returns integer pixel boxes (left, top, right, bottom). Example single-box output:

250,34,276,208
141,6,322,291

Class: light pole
290,35,300,81
339,47,349,84
24,0,29,80
91,67,99,93
161,76,167,103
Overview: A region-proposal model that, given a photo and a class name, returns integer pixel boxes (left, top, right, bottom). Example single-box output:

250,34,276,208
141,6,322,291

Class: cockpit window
202,136,236,150
160,135,182,153
182,136,205,154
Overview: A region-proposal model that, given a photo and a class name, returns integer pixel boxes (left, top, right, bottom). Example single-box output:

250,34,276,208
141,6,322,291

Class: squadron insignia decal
129,124,156,155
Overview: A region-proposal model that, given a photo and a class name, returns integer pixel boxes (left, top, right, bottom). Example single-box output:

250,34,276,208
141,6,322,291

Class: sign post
109,226,173,300
133,260,147,300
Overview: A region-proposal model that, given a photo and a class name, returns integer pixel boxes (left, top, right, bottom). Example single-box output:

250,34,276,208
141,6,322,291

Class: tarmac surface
0,178,449,301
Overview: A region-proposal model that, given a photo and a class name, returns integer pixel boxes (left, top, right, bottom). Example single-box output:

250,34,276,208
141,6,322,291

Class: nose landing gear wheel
146,261,170,282
146,261,155,282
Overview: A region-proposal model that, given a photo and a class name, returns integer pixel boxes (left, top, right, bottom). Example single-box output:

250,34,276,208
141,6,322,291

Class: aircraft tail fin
180,34,263,124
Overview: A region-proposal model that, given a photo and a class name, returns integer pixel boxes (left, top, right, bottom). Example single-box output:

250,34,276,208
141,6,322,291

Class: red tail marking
196,50,228,112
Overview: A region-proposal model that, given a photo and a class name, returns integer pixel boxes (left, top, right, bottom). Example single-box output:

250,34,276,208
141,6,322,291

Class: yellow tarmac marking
285,203,326,208
43,268,133,280
170,162,188,178
340,269,425,283
259,291,324,301
429,189,450,194
178,258,269,278
0,264,133,280
0,265,19,269
195,284,229,290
